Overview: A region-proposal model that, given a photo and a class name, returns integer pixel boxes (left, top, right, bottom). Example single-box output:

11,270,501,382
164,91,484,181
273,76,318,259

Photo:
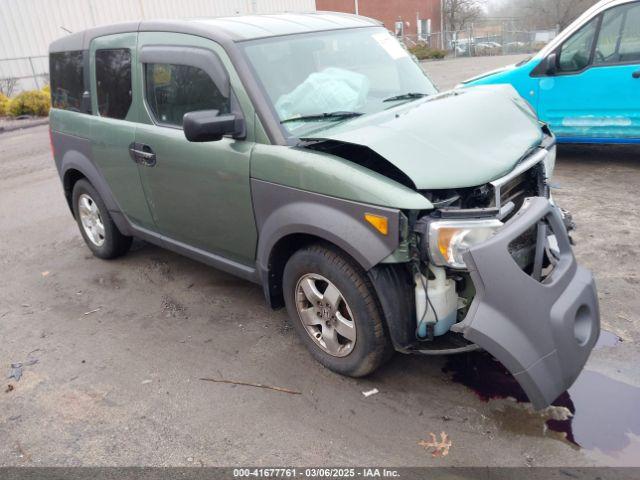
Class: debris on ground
199,377,301,395
16,440,32,462
8,358,38,381
141,379,152,385
41,271,50,277
5,384,14,393
418,432,452,457
83,307,101,316
362,388,379,398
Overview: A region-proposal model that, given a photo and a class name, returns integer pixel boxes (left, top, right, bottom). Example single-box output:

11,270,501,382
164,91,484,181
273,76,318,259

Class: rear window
50,51,85,111
95,49,132,119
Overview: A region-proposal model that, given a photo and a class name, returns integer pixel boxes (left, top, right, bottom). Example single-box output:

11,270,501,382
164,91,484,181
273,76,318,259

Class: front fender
252,178,401,279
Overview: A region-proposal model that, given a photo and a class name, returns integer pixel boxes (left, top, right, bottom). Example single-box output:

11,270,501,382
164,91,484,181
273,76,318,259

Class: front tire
283,244,393,377
72,179,132,259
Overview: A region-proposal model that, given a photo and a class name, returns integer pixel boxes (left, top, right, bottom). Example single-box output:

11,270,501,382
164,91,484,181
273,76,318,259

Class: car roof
50,12,382,52
190,12,380,40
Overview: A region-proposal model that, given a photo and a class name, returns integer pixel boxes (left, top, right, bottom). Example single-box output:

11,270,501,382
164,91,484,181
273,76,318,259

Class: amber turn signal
364,213,388,236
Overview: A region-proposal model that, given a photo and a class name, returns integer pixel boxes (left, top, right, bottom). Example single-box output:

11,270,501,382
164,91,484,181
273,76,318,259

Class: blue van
461,0,640,144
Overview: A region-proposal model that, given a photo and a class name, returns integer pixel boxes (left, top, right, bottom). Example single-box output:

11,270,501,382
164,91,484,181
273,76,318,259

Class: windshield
241,27,438,137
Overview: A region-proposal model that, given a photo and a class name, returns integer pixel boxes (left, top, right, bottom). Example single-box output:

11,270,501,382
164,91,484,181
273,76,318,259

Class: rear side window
50,51,85,111
144,63,230,127
96,49,132,119
595,3,640,65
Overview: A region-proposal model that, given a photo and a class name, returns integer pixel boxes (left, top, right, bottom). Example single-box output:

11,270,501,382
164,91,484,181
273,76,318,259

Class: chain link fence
401,27,559,58
0,55,49,96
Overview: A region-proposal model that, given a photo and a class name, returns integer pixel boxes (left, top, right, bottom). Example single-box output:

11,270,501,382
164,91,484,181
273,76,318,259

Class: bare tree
528,0,599,29
0,77,18,97
488,0,599,29
444,0,486,32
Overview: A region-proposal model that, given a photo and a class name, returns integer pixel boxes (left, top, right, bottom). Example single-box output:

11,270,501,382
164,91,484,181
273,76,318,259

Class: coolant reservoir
415,266,458,338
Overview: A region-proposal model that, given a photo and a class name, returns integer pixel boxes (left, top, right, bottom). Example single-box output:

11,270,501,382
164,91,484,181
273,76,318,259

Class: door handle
633,70,640,79
128,143,157,167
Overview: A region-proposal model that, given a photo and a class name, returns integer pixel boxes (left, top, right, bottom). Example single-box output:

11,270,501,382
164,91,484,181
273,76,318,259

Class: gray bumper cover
452,197,600,409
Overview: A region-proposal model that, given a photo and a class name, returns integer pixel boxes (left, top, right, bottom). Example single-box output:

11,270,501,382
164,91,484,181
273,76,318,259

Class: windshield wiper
382,92,429,103
280,111,364,124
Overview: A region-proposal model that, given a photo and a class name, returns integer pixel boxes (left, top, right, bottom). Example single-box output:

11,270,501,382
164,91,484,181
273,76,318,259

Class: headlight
428,218,503,269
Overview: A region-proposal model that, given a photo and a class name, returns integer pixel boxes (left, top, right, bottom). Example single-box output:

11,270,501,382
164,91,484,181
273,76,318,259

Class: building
0,0,316,92
0,0,443,93
316,0,442,39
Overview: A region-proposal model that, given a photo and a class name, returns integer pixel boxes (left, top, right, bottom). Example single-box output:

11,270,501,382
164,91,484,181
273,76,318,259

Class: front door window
558,18,598,73
145,63,229,126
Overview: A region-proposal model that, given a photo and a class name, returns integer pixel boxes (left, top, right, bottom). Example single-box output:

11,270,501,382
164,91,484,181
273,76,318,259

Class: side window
144,63,230,127
50,51,85,111
558,18,598,73
95,49,132,119
619,5,640,61
595,3,640,65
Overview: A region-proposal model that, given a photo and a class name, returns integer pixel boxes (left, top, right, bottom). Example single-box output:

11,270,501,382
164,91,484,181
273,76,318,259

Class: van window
50,51,85,111
558,18,598,72
95,49,132,119
595,3,640,65
144,63,230,127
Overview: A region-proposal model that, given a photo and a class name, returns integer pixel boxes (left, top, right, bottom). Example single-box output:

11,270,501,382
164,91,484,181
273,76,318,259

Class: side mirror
545,53,558,75
183,110,245,142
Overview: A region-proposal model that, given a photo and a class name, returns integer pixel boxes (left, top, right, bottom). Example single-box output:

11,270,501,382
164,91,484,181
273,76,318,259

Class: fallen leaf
418,432,452,457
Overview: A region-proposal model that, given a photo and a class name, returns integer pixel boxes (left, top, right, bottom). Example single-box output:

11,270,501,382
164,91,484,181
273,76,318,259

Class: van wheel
72,179,132,259
283,244,393,377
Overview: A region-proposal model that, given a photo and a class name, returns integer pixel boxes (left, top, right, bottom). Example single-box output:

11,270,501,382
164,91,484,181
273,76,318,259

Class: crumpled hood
303,84,543,190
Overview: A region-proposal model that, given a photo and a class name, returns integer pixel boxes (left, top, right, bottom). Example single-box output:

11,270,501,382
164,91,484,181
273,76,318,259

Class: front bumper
452,197,600,409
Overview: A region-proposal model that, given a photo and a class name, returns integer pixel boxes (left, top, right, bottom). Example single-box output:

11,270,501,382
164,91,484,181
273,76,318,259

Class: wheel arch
252,180,402,310
58,157,132,236
262,232,359,309
62,168,86,211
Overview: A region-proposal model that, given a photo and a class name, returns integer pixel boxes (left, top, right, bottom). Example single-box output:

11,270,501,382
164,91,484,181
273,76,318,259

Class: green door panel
135,33,258,265
134,125,257,263
89,33,154,228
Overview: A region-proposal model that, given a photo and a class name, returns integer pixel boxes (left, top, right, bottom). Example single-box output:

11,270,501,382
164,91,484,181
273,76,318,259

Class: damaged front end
295,89,598,408
406,144,600,409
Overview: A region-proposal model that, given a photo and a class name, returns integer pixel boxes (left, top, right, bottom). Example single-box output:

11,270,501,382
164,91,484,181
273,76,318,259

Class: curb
0,118,49,134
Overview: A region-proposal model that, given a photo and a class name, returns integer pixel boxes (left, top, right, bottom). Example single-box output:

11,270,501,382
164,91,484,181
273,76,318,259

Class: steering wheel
595,50,606,63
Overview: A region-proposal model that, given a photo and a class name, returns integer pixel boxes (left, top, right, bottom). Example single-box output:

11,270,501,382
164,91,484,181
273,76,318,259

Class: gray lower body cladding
251,178,402,306
453,197,600,409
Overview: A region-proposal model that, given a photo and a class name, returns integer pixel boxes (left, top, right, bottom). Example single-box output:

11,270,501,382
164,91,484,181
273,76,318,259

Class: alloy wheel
295,273,356,357
78,193,105,247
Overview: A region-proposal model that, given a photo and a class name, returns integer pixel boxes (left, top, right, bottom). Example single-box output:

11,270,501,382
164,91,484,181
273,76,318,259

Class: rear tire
72,179,132,259
283,243,393,377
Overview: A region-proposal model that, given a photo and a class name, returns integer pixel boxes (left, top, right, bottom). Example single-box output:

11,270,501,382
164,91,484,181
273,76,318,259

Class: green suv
49,13,600,409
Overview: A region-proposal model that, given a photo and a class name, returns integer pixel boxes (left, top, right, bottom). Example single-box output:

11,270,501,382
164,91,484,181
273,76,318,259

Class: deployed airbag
275,67,369,119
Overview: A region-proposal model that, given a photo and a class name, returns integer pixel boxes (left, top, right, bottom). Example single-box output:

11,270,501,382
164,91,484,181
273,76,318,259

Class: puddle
443,333,640,460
